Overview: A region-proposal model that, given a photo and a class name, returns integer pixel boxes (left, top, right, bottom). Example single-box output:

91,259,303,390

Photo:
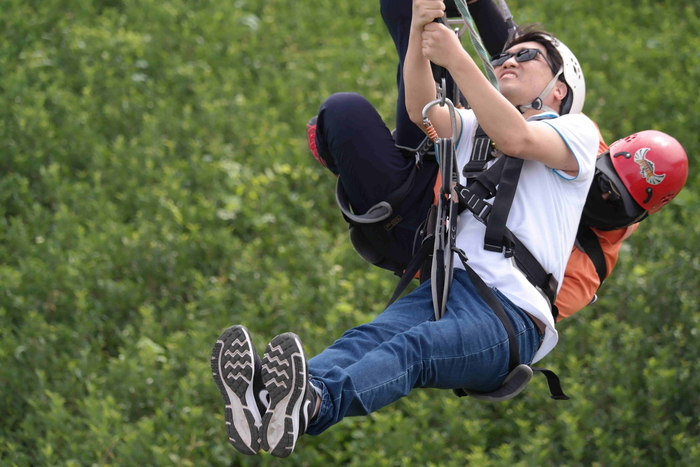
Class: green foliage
1,0,698,465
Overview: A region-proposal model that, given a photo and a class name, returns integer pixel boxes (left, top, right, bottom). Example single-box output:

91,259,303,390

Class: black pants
312,0,508,269
315,92,438,270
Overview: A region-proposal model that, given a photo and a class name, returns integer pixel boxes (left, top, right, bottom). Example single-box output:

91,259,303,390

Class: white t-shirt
452,109,598,363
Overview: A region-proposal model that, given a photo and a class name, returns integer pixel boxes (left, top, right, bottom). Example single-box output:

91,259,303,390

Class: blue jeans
306,268,543,435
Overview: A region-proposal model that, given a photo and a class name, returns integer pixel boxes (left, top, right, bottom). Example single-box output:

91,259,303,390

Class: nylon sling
576,224,608,285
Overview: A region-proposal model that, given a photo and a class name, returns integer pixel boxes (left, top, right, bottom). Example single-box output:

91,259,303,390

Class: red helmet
582,130,688,230
606,130,688,214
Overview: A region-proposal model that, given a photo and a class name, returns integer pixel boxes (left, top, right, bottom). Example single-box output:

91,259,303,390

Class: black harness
455,123,560,316
337,121,608,402
461,124,607,301
388,121,569,401
576,224,608,285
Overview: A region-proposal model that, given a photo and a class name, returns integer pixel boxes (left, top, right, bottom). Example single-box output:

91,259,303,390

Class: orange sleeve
554,245,602,321
555,224,638,321
554,119,611,320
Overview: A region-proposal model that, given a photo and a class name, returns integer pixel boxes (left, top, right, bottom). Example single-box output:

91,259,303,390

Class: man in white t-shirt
405,0,598,361
210,0,598,458
451,109,596,361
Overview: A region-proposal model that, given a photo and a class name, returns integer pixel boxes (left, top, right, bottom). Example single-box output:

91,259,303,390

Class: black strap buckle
465,193,492,224
457,187,492,224
484,236,515,255
504,245,515,258
503,237,515,258
462,169,484,183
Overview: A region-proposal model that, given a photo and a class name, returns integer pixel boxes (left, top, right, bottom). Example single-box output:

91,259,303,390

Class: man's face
495,41,556,108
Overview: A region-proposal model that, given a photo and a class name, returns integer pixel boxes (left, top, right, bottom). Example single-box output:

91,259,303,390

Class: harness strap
454,143,561,318
507,229,560,318
484,156,523,252
335,154,429,276
455,155,505,222
394,134,435,170
386,235,435,307
454,250,569,401
387,204,439,307
463,125,494,180
419,204,438,282
576,224,607,285
497,0,518,34
455,249,519,372
455,365,570,401
335,163,417,229
530,367,570,400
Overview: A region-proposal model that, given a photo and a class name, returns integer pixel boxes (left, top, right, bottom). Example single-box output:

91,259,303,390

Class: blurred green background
1,0,698,465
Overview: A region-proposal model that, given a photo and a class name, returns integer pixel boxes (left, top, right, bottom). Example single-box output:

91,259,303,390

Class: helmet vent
572,61,582,78
660,194,675,205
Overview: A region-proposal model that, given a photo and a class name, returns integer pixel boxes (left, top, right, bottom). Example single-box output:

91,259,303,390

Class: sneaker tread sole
260,333,307,458
211,325,260,455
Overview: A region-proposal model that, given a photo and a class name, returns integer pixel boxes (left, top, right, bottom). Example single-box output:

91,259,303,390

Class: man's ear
553,80,568,103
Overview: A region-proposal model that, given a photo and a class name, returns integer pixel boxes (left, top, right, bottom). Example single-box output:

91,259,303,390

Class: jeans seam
354,331,518,397
354,360,424,397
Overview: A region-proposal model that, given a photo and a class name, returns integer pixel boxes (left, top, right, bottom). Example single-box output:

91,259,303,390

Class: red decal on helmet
607,130,688,214
633,148,666,186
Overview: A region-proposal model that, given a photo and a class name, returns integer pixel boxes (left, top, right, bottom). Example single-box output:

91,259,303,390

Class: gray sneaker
211,325,265,455
260,332,317,458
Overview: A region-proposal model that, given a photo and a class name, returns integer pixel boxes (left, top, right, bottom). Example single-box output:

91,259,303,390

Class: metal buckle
484,242,503,253
473,204,491,224
504,245,515,258
468,195,492,224
456,187,493,225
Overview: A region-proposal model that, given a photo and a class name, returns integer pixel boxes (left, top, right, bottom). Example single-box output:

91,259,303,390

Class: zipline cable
451,0,499,89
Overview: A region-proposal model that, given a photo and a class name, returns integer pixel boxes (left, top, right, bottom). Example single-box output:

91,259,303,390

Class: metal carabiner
421,94,459,144
420,93,461,321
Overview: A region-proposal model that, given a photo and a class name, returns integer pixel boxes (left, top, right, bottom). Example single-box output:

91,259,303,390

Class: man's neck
521,107,559,120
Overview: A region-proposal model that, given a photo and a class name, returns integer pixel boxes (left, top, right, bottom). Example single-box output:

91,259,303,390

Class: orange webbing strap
423,120,439,143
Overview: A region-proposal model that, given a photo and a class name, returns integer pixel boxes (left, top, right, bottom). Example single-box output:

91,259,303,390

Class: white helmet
553,38,586,114
516,35,586,115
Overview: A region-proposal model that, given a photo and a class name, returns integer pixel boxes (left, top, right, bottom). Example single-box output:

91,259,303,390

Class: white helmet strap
517,68,564,114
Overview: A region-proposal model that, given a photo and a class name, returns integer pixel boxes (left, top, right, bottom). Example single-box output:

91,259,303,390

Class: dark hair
503,26,564,83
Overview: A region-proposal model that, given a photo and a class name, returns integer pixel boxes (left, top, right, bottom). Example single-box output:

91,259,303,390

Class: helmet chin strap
516,68,563,114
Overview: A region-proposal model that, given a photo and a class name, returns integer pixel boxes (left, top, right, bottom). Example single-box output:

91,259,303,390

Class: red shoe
306,116,327,169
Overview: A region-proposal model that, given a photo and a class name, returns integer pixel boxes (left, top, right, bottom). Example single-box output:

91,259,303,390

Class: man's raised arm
404,0,461,139
412,6,583,173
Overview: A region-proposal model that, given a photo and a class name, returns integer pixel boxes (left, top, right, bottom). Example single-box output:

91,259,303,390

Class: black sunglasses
490,48,552,71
